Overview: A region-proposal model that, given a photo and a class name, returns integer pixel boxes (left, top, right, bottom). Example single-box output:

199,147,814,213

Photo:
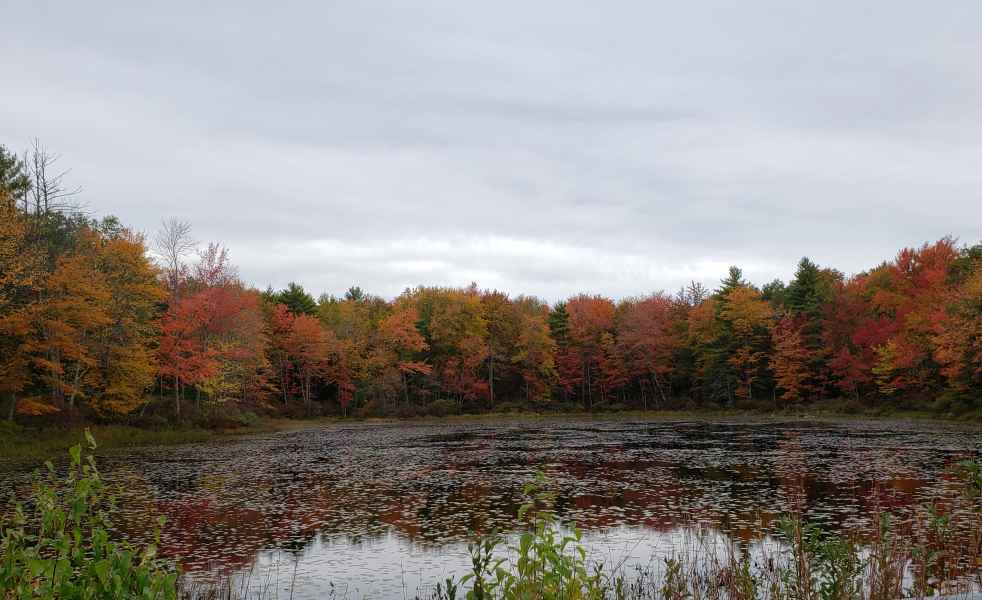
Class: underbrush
0,431,178,598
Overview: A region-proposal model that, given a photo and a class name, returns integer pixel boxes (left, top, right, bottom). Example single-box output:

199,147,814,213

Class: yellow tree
720,286,773,401
91,231,166,414
26,226,164,416
480,290,521,408
512,297,557,405
28,250,112,412
0,192,43,419
398,286,489,407
934,259,982,399
288,314,331,415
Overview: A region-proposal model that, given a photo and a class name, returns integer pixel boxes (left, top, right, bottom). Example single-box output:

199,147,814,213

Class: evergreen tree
548,302,569,345
275,282,318,316
0,145,30,201
718,266,746,296
786,258,823,316
784,257,836,398
344,286,366,302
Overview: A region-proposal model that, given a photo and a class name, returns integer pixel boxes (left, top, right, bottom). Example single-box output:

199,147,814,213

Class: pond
3,417,980,598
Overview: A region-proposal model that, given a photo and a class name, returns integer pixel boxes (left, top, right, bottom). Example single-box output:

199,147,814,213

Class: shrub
0,430,178,599
426,399,458,417
228,410,260,427
428,472,606,600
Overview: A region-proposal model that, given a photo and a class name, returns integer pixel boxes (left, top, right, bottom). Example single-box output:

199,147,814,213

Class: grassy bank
0,421,268,464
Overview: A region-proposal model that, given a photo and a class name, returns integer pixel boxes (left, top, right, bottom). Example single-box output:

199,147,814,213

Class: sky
3,1,981,302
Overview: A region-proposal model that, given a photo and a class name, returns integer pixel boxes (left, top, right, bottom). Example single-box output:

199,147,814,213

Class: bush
425,399,458,417
0,430,178,599
230,410,260,427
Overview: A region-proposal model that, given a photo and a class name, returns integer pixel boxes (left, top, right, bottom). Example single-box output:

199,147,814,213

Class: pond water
3,417,980,598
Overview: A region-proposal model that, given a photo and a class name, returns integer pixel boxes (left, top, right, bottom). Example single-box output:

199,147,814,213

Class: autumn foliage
2,142,982,422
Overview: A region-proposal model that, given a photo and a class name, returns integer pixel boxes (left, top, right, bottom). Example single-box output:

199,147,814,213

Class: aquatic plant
2,431,979,600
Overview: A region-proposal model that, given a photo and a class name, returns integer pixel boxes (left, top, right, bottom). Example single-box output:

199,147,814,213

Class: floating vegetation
2,418,979,598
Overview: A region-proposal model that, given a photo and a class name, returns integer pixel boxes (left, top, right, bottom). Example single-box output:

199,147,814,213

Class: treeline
1,143,981,423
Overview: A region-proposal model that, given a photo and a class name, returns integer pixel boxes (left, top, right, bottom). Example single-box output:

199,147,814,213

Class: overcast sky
3,1,981,301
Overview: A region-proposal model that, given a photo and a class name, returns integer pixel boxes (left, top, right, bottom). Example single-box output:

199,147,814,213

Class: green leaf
28,558,51,577
94,559,110,584
69,444,81,466
84,428,97,450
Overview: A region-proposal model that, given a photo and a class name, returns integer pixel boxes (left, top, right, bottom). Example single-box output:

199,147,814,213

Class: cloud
2,0,981,302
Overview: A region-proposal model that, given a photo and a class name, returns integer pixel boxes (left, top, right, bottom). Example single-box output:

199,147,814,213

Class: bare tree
22,139,82,217
153,217,197,299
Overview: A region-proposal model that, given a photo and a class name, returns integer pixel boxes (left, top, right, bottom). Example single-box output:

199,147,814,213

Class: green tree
718,265,746,297
344,285,366,302
274,282,318,316
0,145,30,200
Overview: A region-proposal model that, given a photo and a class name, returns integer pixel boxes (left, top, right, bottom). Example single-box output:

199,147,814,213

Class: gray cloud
2,0,981,302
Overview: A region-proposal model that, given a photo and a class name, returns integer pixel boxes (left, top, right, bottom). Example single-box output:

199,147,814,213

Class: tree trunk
303,374,311,416
68,366,84,411
488,349,494,410
175,375,181,418
6,392,15,422
282,365,289,405
586,364,593,411
650,373,668,408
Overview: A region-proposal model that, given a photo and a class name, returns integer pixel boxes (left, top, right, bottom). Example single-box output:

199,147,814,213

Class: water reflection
2,418,978,598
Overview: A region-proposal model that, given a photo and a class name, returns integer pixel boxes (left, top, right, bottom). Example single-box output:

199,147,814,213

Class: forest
2,142,981,426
